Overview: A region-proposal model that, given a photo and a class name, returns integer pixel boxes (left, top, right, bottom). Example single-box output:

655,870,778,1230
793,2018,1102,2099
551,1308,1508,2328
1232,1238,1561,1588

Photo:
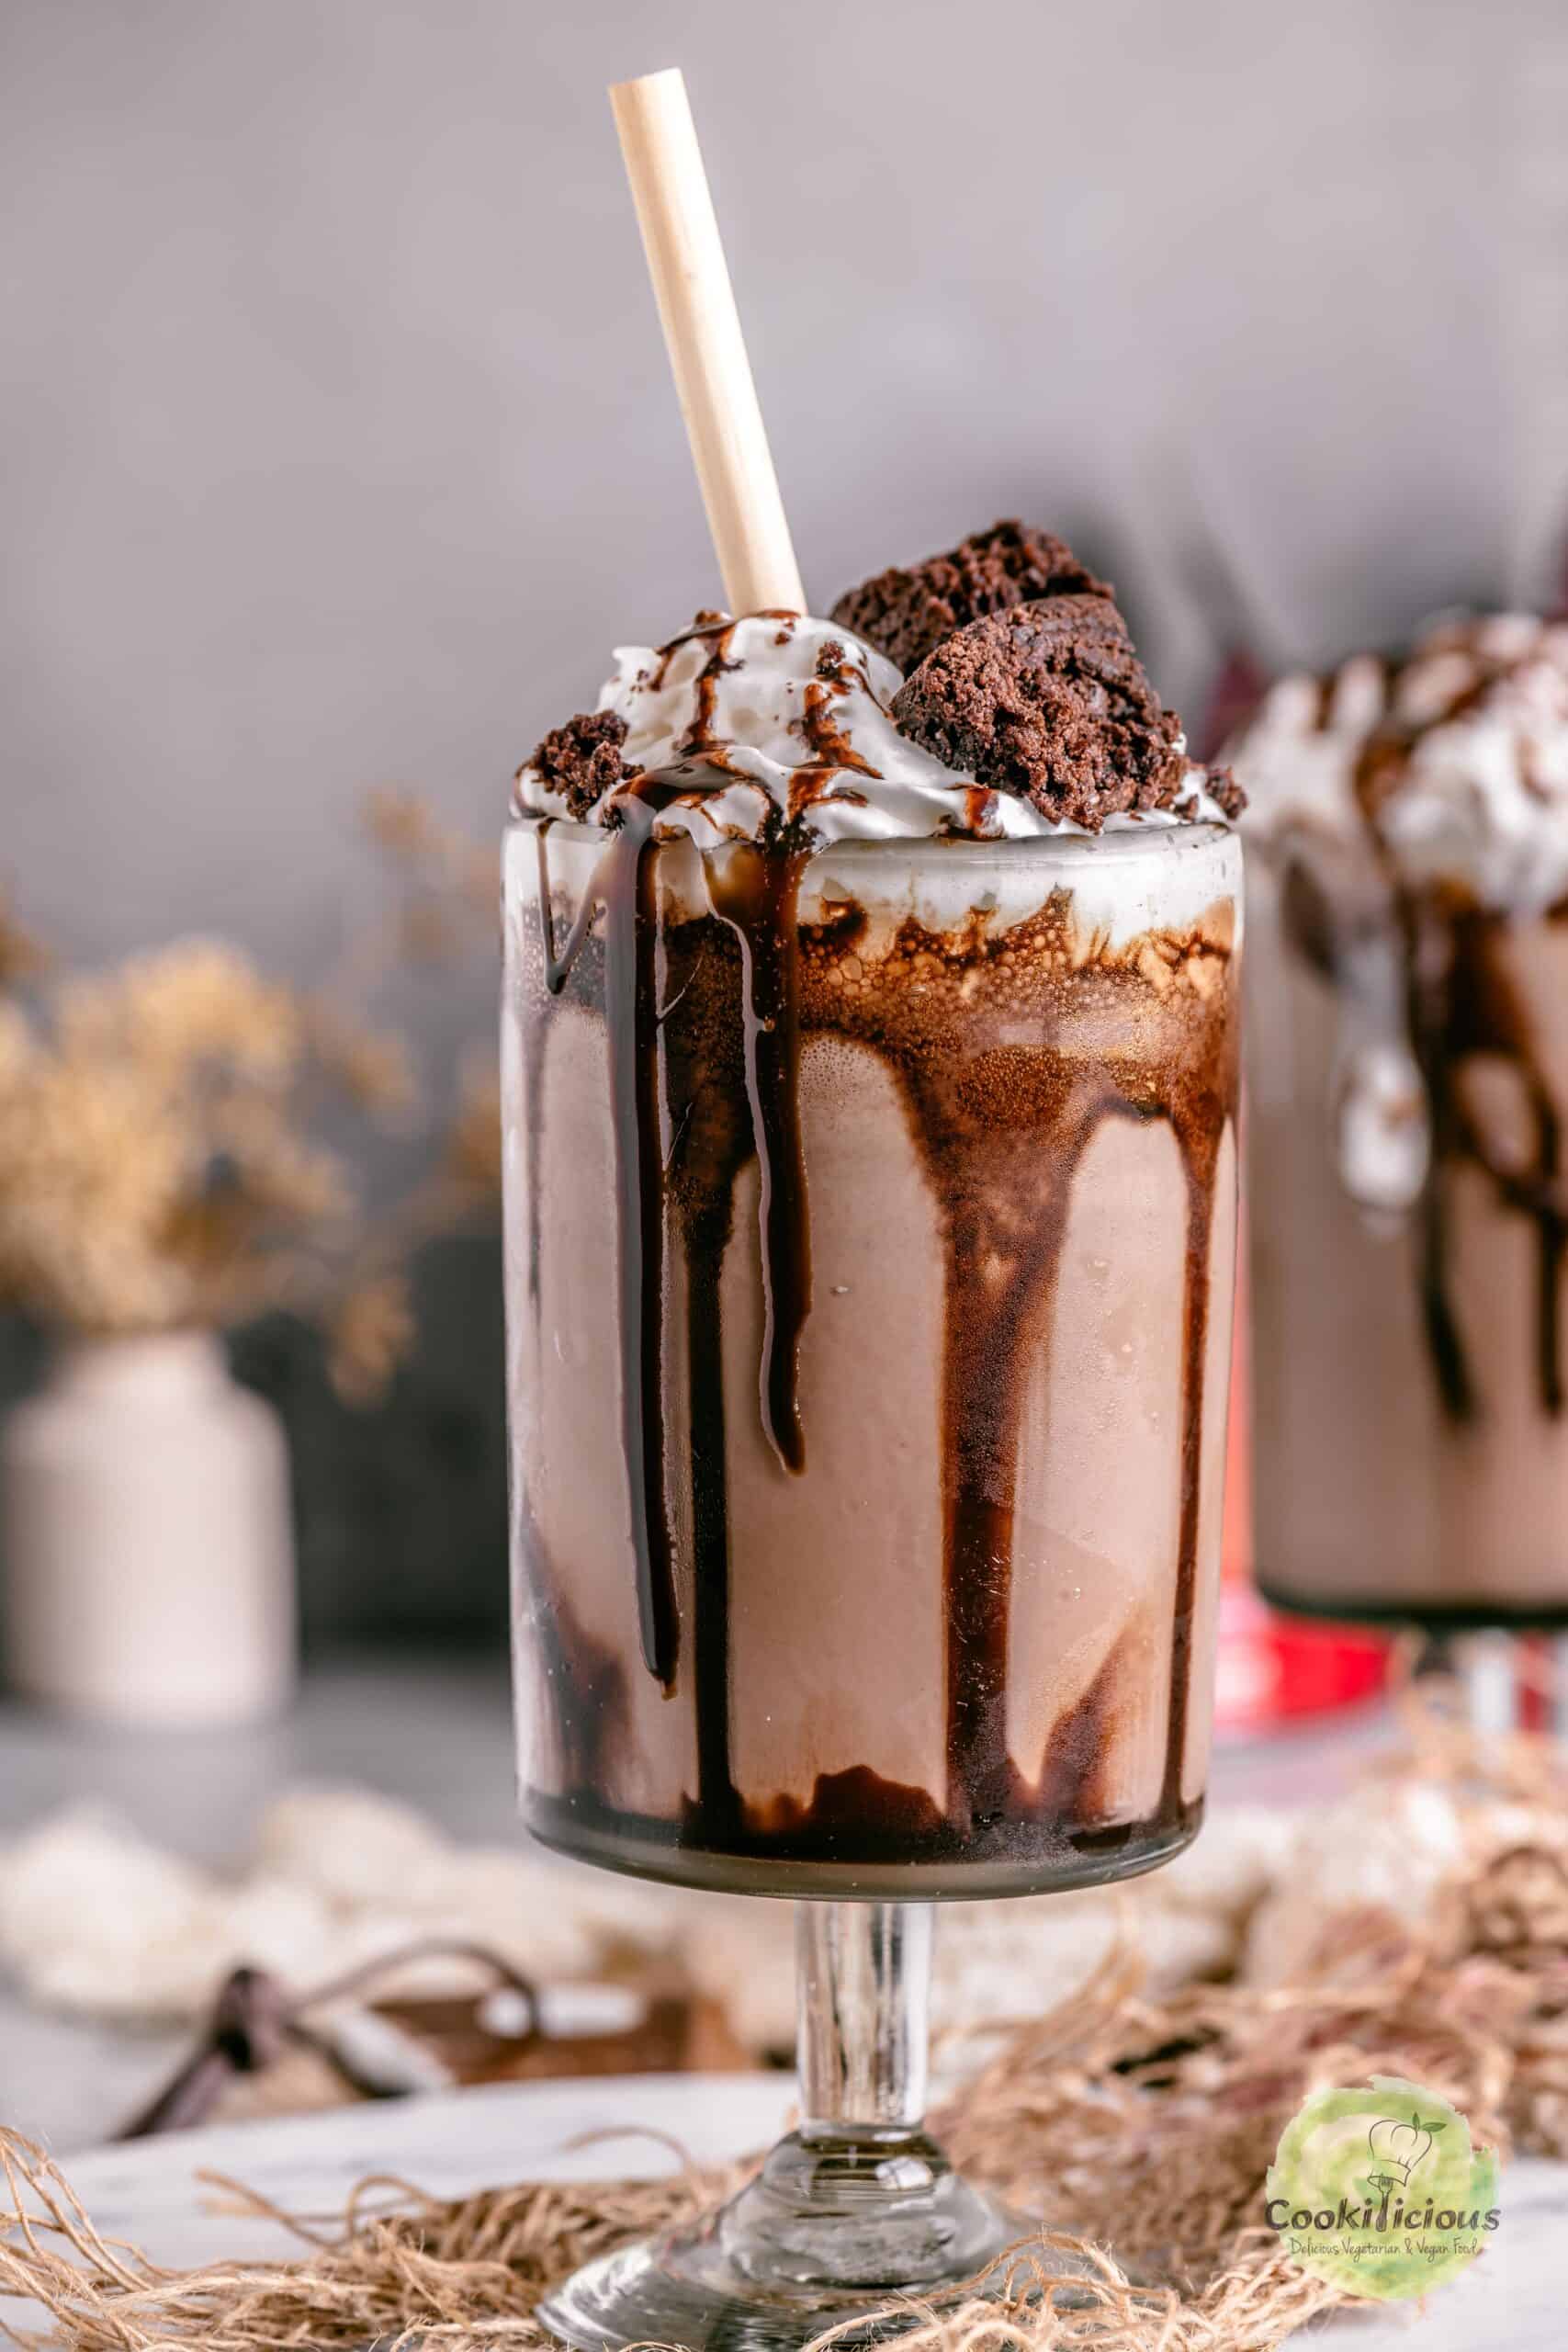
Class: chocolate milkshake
1235,613,1568,1624
505,526,1245,1895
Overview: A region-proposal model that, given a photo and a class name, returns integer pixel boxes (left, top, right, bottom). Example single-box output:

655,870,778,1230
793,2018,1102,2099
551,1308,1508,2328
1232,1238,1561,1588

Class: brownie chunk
890,595,1187,828
830,521,1111,674
523,708,630,821
1201,764,1247,820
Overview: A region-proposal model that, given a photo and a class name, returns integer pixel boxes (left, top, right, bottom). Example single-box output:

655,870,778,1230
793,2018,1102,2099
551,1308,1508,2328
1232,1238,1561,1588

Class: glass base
536,2126,1088,2350
1257,1573,1568,1634
524,1787,1202,1900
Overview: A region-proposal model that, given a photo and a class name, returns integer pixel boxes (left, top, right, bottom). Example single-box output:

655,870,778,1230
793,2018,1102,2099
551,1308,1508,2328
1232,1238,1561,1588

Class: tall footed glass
1247,847,1568,1729
502,809,1242,2345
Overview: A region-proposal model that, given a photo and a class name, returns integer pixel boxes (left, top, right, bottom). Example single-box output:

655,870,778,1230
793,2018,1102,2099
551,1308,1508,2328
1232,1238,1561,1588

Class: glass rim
506,807,1238,869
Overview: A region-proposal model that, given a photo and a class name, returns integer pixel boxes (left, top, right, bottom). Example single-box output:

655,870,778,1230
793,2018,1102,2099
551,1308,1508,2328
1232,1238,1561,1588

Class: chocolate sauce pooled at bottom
504,815,1240,1896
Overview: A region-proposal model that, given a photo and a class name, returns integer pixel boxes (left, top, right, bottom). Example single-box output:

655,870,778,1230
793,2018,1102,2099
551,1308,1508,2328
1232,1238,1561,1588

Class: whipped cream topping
517,610,1231,848
1235,614,1568,916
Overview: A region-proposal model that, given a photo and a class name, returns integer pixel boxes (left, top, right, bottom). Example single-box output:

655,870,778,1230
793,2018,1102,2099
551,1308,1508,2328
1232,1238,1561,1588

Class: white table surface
0,1661,1557,2348
5,2071,1556,2352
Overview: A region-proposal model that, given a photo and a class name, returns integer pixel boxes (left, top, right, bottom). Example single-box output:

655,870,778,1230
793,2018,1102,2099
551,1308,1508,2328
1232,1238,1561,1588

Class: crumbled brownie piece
523,708,630,821
890,595,1186,829
814,638,847,679
1176,765,1247,821
830,521,1111,674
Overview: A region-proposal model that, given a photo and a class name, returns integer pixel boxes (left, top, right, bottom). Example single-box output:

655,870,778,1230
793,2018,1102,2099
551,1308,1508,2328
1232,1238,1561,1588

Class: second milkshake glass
1232,617,1568,1730
502,811,1243,2344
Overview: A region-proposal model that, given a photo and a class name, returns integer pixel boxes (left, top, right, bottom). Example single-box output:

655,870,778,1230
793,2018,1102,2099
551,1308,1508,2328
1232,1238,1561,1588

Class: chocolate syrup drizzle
535,797,818,1670
1405,901,1568,1421
536,797,679,1686
1336,679,1568,1426
522,820,1236,1869
881,949,1229,1835
705,845,813,1470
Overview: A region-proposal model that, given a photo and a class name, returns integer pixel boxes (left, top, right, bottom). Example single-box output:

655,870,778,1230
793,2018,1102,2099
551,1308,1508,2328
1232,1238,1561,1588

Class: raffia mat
3,1698,1567,2352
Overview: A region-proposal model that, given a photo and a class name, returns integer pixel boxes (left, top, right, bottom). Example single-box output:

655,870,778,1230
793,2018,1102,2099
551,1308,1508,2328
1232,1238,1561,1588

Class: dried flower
0,1002,32,1083
0,889,46,989
364,787,446,862
0,1054,195,1328
57,940,302,1080
458,846,501,921
444,1069,502,1200
210,1095,355,1227
0,807,501,1388
306,1003,418,1115
328,1273,416,1405
0,942,353,1335
398,901,464,964
364,789,498,940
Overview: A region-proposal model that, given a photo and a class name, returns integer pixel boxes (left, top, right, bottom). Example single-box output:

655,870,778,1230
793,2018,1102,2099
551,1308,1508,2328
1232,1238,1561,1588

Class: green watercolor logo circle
1264,2075,1499,2301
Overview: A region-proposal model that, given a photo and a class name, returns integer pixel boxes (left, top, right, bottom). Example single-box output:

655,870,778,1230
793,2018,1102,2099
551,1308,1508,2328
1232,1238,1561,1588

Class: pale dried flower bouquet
0,794,500,1401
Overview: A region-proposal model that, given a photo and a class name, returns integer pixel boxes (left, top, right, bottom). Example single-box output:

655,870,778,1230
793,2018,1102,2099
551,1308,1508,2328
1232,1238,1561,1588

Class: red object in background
1517,1638,1553,1735
1213,1258,1391,1735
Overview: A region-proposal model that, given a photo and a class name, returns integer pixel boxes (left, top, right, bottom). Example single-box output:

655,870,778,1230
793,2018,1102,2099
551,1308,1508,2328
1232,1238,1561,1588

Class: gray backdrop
3,0,1566,1638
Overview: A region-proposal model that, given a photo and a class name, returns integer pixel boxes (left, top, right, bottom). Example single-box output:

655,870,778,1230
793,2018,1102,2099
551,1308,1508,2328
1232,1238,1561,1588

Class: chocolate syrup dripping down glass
536,807,681,1689
682,1223,740,1833
830,873,1237,1847
532,782,817,1713
1405,900,1568,1422
659,911,750,1838
1162,1131,1222,1816
1408,935,1478,1424
1347,717,1568,1424
703,842,813,1473
680,622,817,1476
931,1087,1225,1837
935,1099,1101,1834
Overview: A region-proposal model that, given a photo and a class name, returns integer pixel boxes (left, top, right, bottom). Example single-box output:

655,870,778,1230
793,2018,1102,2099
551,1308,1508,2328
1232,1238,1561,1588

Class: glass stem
795,1900,930,2140
538,1895,1021,2345
1412,1628,1518,1735
635,1899,1010,2305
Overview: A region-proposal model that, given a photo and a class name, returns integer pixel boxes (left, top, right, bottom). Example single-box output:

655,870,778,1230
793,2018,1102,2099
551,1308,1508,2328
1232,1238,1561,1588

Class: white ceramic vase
0,1329,298,1725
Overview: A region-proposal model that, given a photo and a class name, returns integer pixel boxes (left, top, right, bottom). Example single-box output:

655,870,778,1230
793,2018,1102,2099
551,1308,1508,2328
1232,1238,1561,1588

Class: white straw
610,66,807,616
